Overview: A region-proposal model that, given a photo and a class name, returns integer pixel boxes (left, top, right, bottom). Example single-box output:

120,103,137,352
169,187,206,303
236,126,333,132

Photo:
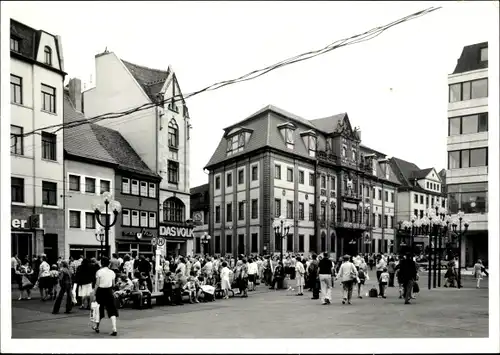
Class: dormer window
44,46,52,66
11,37,20,52
168,119,179,148
300,130,317,157
227,132,245,155
278,122,296,149
480,47,488,62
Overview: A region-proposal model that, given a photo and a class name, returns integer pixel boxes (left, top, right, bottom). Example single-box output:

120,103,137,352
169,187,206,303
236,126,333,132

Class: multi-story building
83,51,193,256
446,42,488,266
10,19,66,263
64,78,161,259
190,184,210,256
389,157,447,253
204,105,400,260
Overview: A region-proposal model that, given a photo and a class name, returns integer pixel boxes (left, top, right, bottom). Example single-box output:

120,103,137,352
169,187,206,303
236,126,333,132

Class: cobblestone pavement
10,272,488,338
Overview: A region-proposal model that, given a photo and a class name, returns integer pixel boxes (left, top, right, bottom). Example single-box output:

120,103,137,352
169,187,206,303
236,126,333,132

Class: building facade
446,42,488,266
190,184,210,256
10,19,66,263
205,105,400,261
83,51,193,256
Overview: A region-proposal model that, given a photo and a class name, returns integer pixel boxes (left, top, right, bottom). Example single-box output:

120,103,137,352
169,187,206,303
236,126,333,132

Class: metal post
280,221,284,263
433,232,437,289
105,202,110,258
428,226,432,290
438,228,442,287
458,222,462,289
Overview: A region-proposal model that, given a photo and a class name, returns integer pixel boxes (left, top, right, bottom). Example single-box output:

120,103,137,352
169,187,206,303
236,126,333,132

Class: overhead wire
15,6,441,141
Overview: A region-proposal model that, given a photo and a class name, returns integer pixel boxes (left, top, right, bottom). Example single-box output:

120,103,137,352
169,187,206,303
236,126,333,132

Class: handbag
89,301,100,327
71,288,78,304
22,275,33,288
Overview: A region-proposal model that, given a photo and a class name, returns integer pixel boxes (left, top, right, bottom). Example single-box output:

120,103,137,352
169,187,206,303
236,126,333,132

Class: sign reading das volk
159,225,194,238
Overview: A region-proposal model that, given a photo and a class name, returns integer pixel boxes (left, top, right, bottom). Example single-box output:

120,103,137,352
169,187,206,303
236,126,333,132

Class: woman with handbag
16,260,34,300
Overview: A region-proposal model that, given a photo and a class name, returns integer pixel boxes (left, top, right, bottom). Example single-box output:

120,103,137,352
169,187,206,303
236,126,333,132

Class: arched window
168,119,178,148
44,46,52,66
163,197,185,222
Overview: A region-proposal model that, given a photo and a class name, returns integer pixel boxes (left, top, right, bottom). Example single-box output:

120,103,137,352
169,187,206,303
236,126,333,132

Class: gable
121,58,170,103
424,168,441,182
36,32,61,70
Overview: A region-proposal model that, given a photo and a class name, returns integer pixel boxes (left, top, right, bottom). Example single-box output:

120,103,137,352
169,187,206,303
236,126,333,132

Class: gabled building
83,52,193,256
389,157,447,252
10,19,66,263
446,42,488,266
64,78,161,259
190,184,210,256
205,105,400,260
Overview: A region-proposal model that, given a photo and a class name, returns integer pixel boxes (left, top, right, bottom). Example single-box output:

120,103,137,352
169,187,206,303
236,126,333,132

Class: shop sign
122,228,156,238
11,218,30,229
159,225,194,238
11,214,43,230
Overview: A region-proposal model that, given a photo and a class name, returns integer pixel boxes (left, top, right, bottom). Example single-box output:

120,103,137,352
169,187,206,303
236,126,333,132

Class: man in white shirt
203,257,214,278
93,257,118,336
175,257,186,276
247,258,258,291
376,255,387,282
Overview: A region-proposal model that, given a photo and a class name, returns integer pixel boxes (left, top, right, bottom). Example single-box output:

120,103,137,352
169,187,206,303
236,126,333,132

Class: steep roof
410,167,433,180
64,90,159,179
190,184,209,196
121,59,171,102
452,42,488,74
309,113,346,134
390,157,421,186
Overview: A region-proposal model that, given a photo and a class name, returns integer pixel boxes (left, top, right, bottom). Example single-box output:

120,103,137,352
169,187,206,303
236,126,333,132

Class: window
309,204,315,221
10,125,23,155
85,212,95,229
449,113,488,136
342,145,347,157
226,172,232,187
140,211,148,227
131,211,139,226
122,209,130,226
215,236,221,254
10,37,19,51
168,119,179,148
385,191,388,202
378,189,382,200
431,197,435,206
309,235,315,252
426,196,429,206
226,132,245,154
309,173,315,186
420,210,424,218
149,183,156,198
299,171,304,184
390,192,394,203
321,206,326,221
426,182,429,188
69,175,80,191
471,79,488,99
122,178,130,193
238,169,244,185
226,235,232,253
215,206,221,223
251,199,258,219
449,79,488,102
11,177,24,203
331,176,336,190
448,148,488,169
299,203,304,220
275,199,281,217
41,132,56,160
372,187,375,199
378,214,382,228
42,181,57,205
251,233,258,253
420,195,423,204
308,136,317,157
284,128,294,147
10,75,22,104
321,176,326,189
238,202,245,220
226,203,232,222
251,166,258,181
352,150,357,161
69,211,81,228
275,165,281,180
100,180,110,194
441,199,445,208
384,215,388,228
85,177,96,193
414,194,418,203
331,206,336,223
372,213,376,227
41,84,56,113
286,201,293,219
163,198,185,222
448,182,488,214
215,176,221,190
287,168,293,182
390,216,394,229
480,47,488,62
297,235,304,253
44,46,52,65
168,161,179,184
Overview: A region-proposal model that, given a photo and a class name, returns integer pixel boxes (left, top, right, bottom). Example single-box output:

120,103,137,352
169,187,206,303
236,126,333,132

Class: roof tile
121,59,170,101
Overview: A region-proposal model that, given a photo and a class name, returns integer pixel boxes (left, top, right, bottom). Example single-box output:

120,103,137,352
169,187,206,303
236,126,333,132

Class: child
184,273,198,304
163,271,175,305
49,264,59,300
174,269,187,305
356,266,366,299
379,267,389,298
473,259,485,289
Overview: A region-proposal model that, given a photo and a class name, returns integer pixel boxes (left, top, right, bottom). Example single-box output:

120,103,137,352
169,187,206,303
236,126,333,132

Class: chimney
68,78,82,112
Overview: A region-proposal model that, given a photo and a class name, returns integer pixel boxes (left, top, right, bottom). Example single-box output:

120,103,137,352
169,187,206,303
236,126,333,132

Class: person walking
376,255,386,282
318,252,334,305
399,253,418,304
473,259,486,289
52,260,73,314
308,254,320,299
247,258,258,291
92,257,119,336
387,258,396,287
38,255,52,301
356,266,366,299
75,258,94,310
337,255,357,305
294,256,305,296
16,259,34,300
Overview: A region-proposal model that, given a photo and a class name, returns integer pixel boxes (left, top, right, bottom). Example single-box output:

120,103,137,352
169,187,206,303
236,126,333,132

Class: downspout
31,64,38,255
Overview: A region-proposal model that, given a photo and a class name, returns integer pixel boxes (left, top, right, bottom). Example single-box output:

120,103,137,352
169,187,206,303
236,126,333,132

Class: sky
5,1,498,188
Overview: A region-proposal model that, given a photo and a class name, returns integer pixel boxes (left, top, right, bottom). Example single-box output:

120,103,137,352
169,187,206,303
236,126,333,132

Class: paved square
10,271,488,338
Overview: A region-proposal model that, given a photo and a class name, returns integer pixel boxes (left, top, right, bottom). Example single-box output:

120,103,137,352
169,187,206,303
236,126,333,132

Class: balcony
336,221,367,230
317,151,338,165
341,189,362,202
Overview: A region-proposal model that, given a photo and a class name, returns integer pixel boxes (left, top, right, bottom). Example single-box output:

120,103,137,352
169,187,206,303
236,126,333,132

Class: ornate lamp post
92,192,121,258
451,211,469,289
398,214,417,255
273,215,291,263
95,227,105,258
201,232,212,256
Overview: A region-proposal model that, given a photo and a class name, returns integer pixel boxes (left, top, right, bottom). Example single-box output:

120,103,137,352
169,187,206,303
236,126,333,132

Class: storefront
159,223,195,257
10,211,47,262
115,228,157,259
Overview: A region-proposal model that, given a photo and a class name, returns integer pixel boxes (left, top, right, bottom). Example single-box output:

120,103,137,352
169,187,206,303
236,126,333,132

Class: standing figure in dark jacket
76,259,95,310
52,261,73,314
398,253,418,304
138,256,152,292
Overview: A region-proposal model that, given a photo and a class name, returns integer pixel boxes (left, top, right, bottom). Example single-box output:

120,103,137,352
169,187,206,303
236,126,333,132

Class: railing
336,221,367,229
341,189,362,200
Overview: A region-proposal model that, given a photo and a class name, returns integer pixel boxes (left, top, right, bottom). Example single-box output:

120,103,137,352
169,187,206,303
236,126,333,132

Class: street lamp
92,191,121,258
201,232,212,256
95,227,105,258
397,214,417,255
451,211,469,289
273,215,291,263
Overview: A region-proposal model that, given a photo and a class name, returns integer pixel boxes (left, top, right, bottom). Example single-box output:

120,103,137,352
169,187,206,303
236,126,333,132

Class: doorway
238,234,244,256
44,233,58,265
11,233,33,261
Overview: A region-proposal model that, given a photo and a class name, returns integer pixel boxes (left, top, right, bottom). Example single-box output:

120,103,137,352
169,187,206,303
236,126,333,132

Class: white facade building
446,42,489,266
10,19,66,262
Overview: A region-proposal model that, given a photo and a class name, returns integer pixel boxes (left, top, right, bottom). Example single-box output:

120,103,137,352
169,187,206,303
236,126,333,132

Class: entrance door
238,234,244,256
44,234,58,265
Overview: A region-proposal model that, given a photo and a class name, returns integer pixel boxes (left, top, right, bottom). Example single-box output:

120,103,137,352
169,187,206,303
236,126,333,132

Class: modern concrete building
64,78,161,259
83,51,193,256
204,105,400,260
389,157,447,253
190,184,210,256
10,19,66,263
446,42,488,266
